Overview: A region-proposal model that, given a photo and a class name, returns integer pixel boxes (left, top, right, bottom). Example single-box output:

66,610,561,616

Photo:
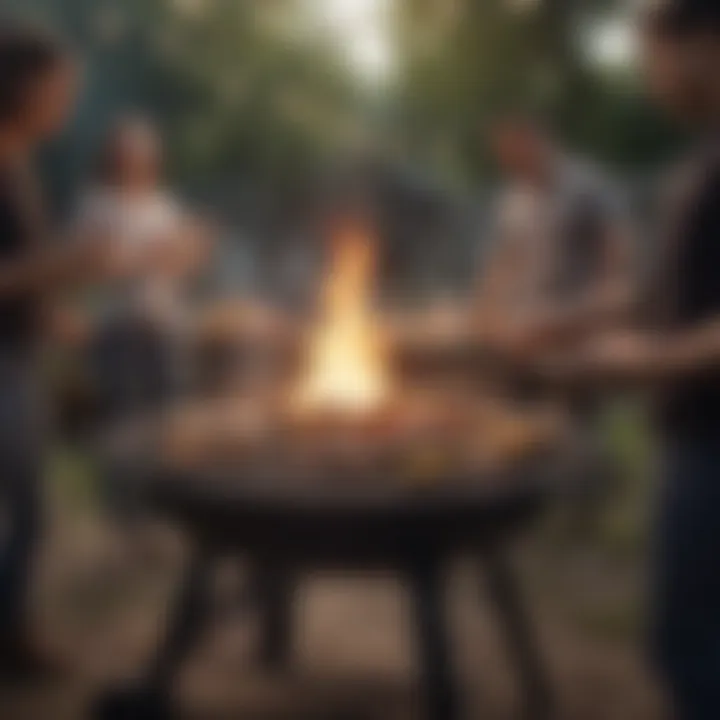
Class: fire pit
96,220,586,720
97,397,568,720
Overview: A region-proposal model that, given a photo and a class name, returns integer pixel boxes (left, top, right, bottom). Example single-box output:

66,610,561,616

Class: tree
8,0,363,204
390,0,682,183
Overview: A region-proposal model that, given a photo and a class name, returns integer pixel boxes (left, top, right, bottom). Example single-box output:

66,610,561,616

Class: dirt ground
0,465,664,720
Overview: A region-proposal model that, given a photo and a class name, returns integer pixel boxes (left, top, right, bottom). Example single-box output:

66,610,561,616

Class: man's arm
660,319,720,374
496,191,637,358
474,190,528,337
531,220,635,341
151,215,214,280
630,319,720,380
475,240,518,317
542,318,720,390
0,242,100,297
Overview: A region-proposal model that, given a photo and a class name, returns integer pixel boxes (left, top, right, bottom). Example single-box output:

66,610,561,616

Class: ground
0,426,665,720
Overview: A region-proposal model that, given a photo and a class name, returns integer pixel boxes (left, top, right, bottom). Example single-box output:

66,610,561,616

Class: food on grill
132,391,564,486
197,299,291,346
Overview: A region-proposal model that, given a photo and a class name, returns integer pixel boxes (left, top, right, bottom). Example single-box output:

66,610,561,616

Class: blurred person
545,1,720,717
476,114,632,356
0,23,109,676
73,117,210,516
475,114,634,531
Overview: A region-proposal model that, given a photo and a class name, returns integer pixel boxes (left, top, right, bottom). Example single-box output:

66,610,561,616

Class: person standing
541,2,720,717
74,117,210,427
0,24,112,675
71,118,211,530
476,114,632,356
475,115,634,526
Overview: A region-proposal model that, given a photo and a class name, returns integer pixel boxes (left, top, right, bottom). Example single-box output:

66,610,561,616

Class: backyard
0,405,664,720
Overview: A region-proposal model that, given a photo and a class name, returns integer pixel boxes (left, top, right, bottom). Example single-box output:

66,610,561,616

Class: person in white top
476,114,632,358
75,116,211,433
475,114,634,544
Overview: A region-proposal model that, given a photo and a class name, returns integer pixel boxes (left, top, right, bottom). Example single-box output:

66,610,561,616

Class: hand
48,306,90,347
478,312,556,363
89,241,136,280
53,241,128,285
590,331,660,376
541,331,660,387
103,236,179,278
149,219,215,279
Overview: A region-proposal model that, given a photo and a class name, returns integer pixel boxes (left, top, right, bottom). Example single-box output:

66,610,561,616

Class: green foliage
10,0,362,201
5,0,685,199
391,0,683,183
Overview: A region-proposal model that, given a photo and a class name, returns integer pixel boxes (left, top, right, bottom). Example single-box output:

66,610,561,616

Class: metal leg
409,561,461,720
484,553,554,720
255,564,294,671
93,549,214,720
148,549,215,691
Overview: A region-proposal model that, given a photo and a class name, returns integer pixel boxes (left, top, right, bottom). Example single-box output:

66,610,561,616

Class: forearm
571,321,720,390
0,241,101,298
552,223,636,338
166,219,213,280
659,320,720,375
539,283,635,342
474,256,520,328
0,250,67,296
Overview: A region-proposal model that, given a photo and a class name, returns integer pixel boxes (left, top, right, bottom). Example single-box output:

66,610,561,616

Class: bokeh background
8,0,683,290
1,1,677,718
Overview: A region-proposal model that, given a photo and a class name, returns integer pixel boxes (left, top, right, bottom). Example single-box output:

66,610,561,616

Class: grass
48,443,101,513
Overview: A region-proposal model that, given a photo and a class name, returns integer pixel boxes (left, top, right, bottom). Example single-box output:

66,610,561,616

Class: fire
292,219,390,414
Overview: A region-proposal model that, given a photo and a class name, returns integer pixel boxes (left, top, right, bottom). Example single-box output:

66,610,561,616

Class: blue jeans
0,351,44,635
652,436,720,720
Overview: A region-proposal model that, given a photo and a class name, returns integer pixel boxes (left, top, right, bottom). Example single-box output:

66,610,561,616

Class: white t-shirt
75,186,186,322
486,157,620,319
493,184,555,314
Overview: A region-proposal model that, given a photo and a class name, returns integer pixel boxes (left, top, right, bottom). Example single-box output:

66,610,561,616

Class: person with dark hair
0,23,112,676
547,2,720,717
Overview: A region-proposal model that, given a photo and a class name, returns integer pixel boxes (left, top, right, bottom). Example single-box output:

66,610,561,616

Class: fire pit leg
93,549,214,720
255,564,294,671
148,549,214,692
409,561,461,720
484,553,554,720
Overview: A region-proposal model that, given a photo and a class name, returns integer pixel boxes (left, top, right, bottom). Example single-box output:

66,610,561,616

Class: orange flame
292,219,389,414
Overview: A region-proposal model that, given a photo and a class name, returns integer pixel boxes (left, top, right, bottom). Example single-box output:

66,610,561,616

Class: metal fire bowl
144,462,561,565
104,394,584,565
